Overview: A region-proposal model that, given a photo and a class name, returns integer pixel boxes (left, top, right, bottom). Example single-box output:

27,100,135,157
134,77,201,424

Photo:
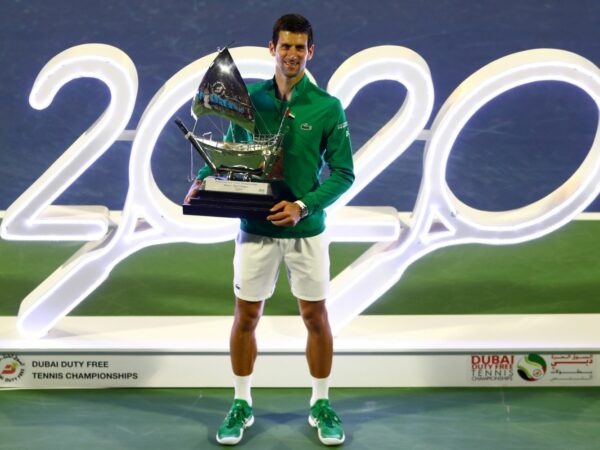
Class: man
186,13,354,446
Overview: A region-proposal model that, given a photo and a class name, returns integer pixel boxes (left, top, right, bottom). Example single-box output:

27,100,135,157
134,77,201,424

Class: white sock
310,376,330,406
234,374,253,406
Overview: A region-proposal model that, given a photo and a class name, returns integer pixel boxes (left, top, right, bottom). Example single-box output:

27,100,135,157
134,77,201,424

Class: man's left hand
267,201,302,227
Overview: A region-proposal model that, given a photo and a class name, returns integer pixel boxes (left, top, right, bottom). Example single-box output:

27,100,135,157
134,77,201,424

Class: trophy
175,48,293,219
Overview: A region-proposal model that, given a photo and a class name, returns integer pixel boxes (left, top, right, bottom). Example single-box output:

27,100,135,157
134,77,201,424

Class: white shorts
233,231,330,302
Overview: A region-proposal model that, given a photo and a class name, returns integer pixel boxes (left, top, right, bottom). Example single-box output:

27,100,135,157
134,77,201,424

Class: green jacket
198,74,355,238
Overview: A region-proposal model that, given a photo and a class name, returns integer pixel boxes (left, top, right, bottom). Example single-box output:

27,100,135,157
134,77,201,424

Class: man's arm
268,99,354,227
299,100,355,216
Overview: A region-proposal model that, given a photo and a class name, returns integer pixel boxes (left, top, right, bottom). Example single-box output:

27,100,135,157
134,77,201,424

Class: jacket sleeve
301,100,355,214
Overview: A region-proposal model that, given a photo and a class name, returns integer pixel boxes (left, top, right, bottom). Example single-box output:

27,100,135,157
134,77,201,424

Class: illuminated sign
1,45,599,338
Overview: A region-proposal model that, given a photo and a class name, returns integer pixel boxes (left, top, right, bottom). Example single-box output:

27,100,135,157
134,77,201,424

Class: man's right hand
184,179,204,204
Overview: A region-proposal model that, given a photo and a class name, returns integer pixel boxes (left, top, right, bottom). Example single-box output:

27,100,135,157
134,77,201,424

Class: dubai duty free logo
0,354,26,383
517,354,548,382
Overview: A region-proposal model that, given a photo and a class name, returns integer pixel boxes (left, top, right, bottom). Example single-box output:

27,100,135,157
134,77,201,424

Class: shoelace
226,405,248,427
315,406,342,427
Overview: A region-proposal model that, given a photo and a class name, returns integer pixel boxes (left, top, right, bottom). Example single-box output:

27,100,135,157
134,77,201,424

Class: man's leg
298,299,333,379
216,297,264,446
231,297,264,378
299,299,345,446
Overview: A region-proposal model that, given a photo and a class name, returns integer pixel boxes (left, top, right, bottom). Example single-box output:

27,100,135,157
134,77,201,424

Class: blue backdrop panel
0,0,598,211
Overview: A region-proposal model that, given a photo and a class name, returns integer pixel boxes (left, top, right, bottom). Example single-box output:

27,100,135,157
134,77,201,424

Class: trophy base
183,190,276,220
182,178,293,220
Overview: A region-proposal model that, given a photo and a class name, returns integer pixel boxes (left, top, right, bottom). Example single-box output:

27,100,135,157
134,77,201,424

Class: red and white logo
0,354,25,383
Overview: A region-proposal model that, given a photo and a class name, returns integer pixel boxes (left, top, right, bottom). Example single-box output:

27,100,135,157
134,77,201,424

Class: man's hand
184,179,204,204
266,200,302,227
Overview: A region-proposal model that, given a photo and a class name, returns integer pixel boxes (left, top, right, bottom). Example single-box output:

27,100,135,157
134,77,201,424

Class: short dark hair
272,14,313,48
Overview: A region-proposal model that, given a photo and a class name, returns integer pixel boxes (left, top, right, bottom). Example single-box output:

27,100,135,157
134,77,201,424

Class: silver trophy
176,48,292,219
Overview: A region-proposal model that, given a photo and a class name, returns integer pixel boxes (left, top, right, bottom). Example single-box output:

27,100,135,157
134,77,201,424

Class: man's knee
233,298,264,332
299,300,330,333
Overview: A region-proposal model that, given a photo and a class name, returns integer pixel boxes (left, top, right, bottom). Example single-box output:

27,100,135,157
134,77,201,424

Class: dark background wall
1,0,598,213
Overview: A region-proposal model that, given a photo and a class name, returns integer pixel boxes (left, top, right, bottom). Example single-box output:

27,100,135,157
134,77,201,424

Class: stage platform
1,315,599,389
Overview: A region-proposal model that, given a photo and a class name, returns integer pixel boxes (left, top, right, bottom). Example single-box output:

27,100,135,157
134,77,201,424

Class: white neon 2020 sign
1,44,599,338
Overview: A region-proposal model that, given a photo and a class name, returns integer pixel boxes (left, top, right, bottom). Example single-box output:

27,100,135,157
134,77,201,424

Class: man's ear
307,44,315,61
268,40,276,56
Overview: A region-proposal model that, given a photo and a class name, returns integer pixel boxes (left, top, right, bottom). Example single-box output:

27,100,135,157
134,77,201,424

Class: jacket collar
269,74,309,102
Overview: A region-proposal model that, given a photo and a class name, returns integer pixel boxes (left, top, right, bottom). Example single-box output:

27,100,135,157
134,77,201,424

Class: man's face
269,31,314,80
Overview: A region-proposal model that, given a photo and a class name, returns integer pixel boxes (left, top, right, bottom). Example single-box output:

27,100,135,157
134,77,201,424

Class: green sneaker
308,399,345,446
216,399,254,445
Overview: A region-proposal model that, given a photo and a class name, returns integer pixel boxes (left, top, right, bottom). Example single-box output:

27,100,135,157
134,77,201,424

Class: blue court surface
2,387,600,450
